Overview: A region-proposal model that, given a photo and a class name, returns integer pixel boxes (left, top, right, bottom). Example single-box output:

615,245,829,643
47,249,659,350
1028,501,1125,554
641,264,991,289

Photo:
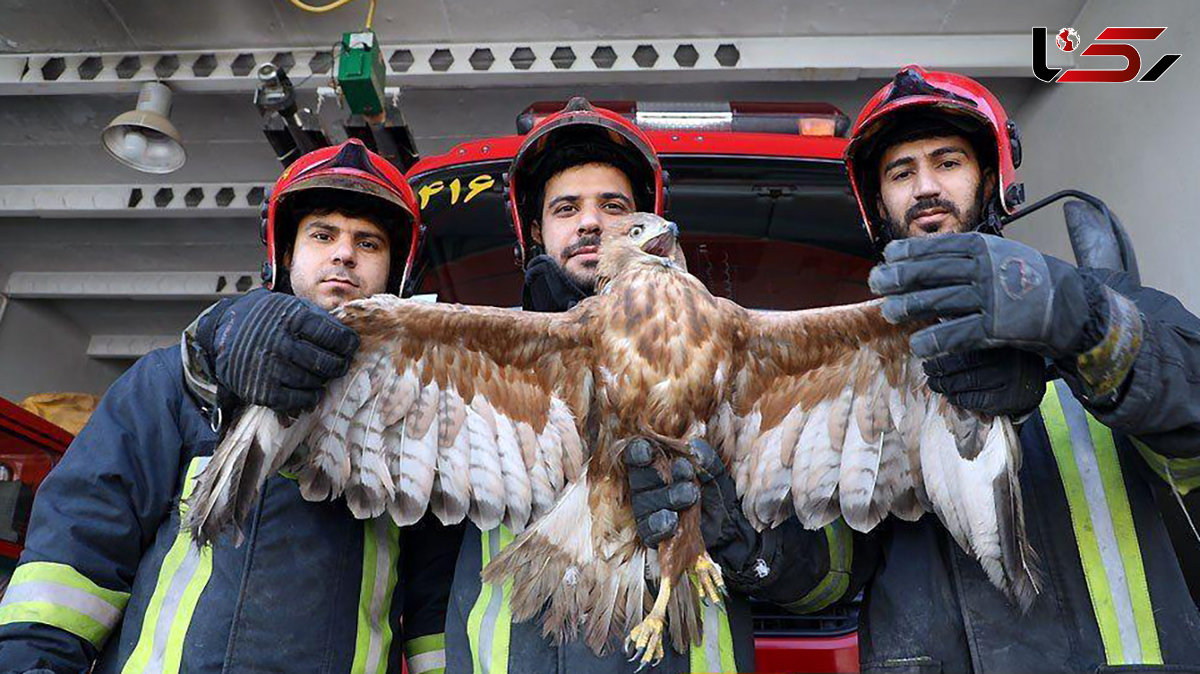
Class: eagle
188,213,1039,667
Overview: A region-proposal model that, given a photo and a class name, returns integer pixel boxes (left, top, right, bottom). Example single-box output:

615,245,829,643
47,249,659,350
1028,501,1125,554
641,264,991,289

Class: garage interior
0,0,1195,400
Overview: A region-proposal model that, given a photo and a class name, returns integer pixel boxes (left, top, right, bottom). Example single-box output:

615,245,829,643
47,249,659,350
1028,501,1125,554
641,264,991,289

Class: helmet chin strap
976,197,1005,237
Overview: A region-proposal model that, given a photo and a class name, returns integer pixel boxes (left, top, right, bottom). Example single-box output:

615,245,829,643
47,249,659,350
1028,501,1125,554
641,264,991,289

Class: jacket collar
522,254,590,312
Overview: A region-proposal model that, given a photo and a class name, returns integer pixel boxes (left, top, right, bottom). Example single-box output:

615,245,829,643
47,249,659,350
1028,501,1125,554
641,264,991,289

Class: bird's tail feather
482,472,597,646
482,470,656,655
924,409,1041,612
665,573,703,654
996,419,1042,612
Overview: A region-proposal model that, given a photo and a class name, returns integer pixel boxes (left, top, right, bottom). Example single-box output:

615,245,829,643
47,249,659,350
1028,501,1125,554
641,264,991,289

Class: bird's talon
627,645,645,664
626,615,665,668
626,575,670,668
692,553,726,607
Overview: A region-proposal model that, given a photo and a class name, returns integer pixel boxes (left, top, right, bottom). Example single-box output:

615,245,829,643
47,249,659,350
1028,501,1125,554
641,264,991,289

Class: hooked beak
641,226,677,258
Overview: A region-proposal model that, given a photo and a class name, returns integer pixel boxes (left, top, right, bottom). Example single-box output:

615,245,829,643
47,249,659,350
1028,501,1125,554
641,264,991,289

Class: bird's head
597,213,687,282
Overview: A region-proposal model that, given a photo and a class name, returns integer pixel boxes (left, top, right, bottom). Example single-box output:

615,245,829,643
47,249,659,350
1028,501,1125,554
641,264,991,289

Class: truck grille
750,598,859,638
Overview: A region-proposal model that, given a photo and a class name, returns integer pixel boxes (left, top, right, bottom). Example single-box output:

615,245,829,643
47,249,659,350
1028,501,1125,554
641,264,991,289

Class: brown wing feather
724,299,1040,610
188,294,597,544
718,301,908,529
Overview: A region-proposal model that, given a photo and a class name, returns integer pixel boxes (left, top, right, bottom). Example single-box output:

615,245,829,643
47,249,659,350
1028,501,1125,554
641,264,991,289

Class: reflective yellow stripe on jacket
1041,380,1162,666
121,456,215,674
1132,438,1200,496
0,561,131,648
782,518,853,615
689,601,737,673
405,632,447,674
466,527,515,674
351,515,402,674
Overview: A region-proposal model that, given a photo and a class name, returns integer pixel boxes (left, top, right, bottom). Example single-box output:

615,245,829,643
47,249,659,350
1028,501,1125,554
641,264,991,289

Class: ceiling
3,0,1087,53
0,0,1086,184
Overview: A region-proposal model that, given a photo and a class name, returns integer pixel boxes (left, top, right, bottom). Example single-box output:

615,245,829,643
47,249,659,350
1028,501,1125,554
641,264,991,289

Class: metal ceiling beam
0,34,1071,95
87,334,179,359
5,271,262,300
0,184,266,217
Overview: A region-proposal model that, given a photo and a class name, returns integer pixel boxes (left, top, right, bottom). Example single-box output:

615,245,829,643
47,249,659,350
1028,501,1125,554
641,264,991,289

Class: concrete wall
0,216,262,399
0,296,126,401
1009,0,1200,311
0,79,1036,186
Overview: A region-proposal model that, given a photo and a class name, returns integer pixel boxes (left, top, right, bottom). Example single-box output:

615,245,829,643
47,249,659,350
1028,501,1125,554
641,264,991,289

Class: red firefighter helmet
262,138,422,295
506,97,665,266
844,65,1025,246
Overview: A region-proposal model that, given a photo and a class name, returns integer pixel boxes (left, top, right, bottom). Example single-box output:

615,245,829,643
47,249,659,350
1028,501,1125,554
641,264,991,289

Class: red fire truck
406,100,872,674
0,398,71,590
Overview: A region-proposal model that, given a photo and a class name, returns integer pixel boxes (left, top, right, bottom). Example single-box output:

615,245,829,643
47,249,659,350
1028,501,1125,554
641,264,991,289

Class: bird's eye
629,226,644,238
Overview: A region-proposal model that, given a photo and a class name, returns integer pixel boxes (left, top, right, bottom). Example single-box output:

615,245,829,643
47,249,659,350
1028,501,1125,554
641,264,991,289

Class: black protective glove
923,348,1047,418
624,438,875,602
625,438,700,547
869,232,1107,360
870,232,1148,401
624,438,757,563
195,288,360,416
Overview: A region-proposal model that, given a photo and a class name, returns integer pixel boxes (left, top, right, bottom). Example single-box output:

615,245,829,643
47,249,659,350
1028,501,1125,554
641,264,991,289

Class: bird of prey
188,213,1038,667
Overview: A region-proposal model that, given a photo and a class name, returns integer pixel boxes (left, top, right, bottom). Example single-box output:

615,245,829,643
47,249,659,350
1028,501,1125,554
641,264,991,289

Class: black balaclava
522,253,589,312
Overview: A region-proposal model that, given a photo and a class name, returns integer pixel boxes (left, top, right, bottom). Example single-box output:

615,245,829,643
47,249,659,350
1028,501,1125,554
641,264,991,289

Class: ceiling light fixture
101,81,186,174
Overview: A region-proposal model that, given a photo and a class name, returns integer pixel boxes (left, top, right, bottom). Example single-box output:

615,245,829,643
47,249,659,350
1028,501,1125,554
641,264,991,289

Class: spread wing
723,299,1038,609
188,294,596,545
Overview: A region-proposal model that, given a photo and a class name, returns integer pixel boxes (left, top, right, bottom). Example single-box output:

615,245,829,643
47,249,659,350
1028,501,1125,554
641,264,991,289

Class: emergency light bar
516,101,851,138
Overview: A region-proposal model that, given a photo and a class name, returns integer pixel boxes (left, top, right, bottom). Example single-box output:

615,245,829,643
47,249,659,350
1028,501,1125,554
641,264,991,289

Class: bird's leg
625,575,671,669
690,550,727,605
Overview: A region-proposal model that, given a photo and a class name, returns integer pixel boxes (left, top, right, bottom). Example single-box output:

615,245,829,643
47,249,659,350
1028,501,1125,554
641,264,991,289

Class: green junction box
337,30,387,116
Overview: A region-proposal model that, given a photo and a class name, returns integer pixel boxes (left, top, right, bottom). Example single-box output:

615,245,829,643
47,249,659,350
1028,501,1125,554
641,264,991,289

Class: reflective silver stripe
145,541,205,673
477,531,505,674
702,602,722,670
407,649,446,674
0,581,123,632
122,455,215,674
365,517,394,674
1057,386,1142,663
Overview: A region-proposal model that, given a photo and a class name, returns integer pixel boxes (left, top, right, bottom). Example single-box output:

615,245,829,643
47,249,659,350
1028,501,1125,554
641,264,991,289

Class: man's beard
566,265,597,294
881,181,988,242
559,234,601,293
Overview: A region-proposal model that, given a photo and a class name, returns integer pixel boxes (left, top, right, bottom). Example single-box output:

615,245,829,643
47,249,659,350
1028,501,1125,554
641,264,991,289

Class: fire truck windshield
411,155,876,310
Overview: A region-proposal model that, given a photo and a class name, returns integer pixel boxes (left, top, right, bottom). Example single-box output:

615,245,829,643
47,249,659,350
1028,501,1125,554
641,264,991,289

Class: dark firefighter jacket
858,269,1200,674
0,345,462,674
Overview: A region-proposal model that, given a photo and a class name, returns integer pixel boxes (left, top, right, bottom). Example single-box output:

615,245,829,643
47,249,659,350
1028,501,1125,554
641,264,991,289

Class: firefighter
843,65,1200,672
0,139,461,674
439,97,871,674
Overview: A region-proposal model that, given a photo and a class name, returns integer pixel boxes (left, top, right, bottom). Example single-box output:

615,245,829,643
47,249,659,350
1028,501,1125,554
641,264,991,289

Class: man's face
286,211,391,310
875,135,994,239
532,162,636,291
